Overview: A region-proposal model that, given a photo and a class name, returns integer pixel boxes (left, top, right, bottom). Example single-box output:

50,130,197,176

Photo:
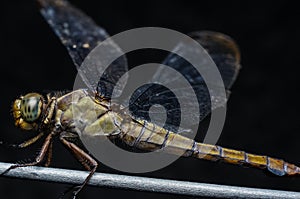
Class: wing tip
189,30,241,64
36,0,67,8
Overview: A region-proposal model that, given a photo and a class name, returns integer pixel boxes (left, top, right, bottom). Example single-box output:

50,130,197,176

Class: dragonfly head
12,93,45,131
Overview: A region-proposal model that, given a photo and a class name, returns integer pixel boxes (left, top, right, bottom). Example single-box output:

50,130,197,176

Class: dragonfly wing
38,0,128,97
189,31,241,89
129,31,241,131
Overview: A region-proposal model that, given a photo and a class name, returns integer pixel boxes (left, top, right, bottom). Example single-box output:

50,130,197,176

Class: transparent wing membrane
129,31,241,130
38,0,240,133
38,0,128,97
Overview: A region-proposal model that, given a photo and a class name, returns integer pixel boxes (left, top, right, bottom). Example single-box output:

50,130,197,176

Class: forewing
37,0,128,97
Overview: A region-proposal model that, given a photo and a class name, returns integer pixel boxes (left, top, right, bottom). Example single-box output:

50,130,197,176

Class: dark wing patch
189,31,241,89
129,31,241,130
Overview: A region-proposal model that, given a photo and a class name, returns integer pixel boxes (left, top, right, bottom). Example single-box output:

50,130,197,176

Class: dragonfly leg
42,97,57,126
0,132,44,149
1,132,54,175
17,132,45,148
60,133,98,198
44,139,53,167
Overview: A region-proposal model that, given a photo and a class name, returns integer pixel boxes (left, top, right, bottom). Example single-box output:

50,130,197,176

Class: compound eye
20,94,43,122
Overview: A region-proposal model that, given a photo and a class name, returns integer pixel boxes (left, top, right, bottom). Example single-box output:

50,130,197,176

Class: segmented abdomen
119,118,300,176
192,143,300,176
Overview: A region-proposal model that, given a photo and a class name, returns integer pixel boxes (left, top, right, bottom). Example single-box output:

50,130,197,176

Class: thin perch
1,162,300,199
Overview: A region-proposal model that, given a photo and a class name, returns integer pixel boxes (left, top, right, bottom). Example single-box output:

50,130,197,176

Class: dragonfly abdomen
190,142,300,176
121,119,300,176
120,119,167,151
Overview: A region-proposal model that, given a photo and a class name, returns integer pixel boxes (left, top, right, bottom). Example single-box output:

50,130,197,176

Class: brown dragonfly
3,0,300,198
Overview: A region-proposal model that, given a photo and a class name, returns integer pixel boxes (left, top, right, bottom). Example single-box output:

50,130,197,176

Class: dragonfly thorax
12,93,44,131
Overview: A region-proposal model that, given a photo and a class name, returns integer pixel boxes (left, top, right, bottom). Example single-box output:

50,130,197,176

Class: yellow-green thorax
58,89,122,137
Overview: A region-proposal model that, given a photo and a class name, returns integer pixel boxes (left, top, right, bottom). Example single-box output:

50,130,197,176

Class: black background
1,0,300,199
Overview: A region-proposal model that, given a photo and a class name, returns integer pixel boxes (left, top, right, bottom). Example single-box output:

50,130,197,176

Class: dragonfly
3,0,300,198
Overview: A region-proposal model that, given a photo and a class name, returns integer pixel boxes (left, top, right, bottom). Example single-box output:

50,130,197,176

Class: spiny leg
0,132,44,149
17,132,45,148
1,133,53,175
42,97,57,126
60,135,98,198
44,139,53,167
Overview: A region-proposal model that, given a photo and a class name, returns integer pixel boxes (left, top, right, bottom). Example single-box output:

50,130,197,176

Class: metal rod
0,162,299,199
